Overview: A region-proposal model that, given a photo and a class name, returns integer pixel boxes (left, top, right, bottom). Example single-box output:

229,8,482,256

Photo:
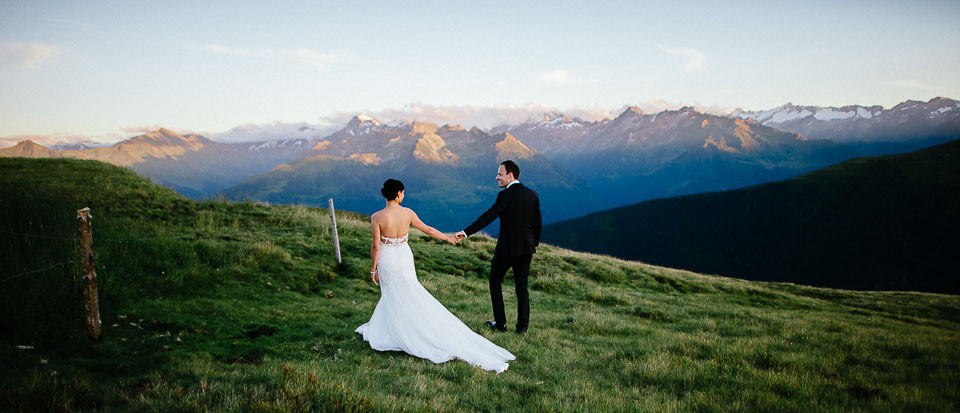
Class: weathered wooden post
77,207,102,341
328,198,342,265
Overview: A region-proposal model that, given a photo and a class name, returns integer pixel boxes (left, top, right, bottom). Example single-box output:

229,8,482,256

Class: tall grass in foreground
1,157,959,412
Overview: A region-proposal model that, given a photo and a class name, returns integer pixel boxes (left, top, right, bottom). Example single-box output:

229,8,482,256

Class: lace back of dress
380,233,409,247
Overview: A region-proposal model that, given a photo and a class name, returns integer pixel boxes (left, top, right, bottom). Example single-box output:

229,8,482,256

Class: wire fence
0,208,359,284
0,223,334,243
0,259,87,284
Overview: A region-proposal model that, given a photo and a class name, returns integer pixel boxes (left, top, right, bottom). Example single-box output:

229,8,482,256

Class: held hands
442,231,465,245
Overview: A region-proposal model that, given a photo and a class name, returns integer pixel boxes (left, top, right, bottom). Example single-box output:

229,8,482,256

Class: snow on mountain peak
735,103,813,124
539,114,581,129
341,114,386,136
813,108,856,121
355,114,378,123
737,102,893,124
50,140,109,150
929,106,955,118
349,114,382,128
247,139,306,152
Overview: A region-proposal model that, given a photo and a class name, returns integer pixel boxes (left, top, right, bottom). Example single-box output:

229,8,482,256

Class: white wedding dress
355,234,515,373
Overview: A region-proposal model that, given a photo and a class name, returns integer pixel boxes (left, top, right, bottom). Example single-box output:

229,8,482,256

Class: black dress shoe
515,328,528,334
486,320,506,332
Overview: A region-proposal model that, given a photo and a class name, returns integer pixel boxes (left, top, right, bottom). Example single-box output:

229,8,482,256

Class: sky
2,0,959,144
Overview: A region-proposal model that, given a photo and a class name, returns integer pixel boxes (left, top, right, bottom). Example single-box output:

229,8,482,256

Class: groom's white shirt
457,180,519,239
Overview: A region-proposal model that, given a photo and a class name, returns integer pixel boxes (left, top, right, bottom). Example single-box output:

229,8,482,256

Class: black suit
463,182,541,332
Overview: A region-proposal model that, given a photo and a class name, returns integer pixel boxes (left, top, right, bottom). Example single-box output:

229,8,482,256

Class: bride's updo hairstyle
381,179,405,201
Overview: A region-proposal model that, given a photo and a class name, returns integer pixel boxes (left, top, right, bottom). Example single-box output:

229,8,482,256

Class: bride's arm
370,214,381,285
409,209,457,244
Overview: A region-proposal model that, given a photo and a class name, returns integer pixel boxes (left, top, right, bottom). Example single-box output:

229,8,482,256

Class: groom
457,160,541,334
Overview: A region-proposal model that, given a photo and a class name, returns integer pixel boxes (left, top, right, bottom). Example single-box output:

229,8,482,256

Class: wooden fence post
77,207,101,341
328,198,342,265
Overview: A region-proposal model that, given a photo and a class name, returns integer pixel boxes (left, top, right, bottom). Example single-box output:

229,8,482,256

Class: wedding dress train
355,234,515,373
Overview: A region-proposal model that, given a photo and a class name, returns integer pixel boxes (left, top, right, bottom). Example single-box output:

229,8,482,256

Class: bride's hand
446,234,458,244
371,270,379,286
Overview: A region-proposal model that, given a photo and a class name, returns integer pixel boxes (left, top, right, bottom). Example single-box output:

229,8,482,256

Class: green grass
1,157,959,412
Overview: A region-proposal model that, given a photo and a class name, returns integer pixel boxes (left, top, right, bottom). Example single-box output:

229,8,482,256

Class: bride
355,179,515,373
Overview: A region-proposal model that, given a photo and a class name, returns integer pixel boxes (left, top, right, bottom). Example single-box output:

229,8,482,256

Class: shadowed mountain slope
543,139,960,293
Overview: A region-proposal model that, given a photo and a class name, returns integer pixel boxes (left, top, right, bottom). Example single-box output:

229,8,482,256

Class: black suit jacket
464,183,542,257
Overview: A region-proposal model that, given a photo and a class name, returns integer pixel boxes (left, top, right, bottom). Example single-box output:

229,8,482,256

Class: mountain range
542,139,960,293
0,129,312,198
731,97,960,144
3,97,958,230
494,106,860,210
221,117,591,230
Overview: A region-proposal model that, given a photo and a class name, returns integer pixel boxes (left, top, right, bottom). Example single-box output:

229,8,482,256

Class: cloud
0,134,107,149
0,42,62,68
0,135,53,148
216,100,736,142
325,103,578,129
0,100,739,149
0,126,202,148
286,48,344,68
212,120,341,143
657,44,705,72
119,125,198,135
622,98,732,116
322,101,724,130
537,69,575,84
184,42,347,68
883,79,938,91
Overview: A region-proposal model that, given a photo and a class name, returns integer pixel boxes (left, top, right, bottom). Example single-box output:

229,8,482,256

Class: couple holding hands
355,160,542,373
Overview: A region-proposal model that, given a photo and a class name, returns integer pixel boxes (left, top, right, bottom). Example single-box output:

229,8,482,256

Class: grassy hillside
544,139,960,293
1,157,959,412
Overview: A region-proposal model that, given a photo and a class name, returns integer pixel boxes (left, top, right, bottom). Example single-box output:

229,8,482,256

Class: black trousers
489,253,532,331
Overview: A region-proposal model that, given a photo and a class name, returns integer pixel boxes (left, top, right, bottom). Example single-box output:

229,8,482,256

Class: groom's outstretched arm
463,191,507,236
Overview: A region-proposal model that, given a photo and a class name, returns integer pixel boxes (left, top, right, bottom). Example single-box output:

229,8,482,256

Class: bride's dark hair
381,179,405,201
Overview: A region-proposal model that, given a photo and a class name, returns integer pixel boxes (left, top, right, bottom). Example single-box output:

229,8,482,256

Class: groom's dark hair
381,179,404,200
501,160,520,179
